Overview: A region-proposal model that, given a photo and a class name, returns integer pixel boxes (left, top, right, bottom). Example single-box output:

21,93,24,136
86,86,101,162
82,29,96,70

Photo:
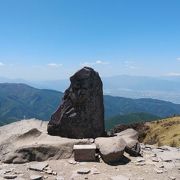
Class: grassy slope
144,116,180,147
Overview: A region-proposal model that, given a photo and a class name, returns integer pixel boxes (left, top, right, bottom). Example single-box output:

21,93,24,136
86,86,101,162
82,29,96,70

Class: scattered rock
76,168,91,174
152,157,160,162
3,175,17,179
155,163,164,169
95,136,126,163
56,176,65,180
135,162,146,166
169,176,176,180
154,168,163,174
110,175,130,180
91,168,100,175
29,162,48,171
30,175,43,180
156,151,180,162
136,157,145,162
68,159,77,165
47,67,105,138
4,169,13,174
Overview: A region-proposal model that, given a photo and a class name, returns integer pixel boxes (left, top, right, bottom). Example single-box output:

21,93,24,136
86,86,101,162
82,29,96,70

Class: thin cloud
0,62,5,66
167,72,180,76
47,63,63,68
95,60,109,65
0,62,5,67
176,57,180,61
81,60,109,67
124,61,138,69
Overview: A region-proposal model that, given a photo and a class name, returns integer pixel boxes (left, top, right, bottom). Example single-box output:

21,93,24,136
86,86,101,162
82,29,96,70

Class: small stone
169,176,176,180
29,162,48,171
155,163,164,168
77,168,91,174
45,169,53,174
154,168,163,174
89,138,94,143
4,170,12,174
30,175,43,180
91,168,100,175
52,171,57,175
135,162,146,166
3,175,17,179
56,176,65,180
151,153,157,157
110,175,130,180
136,157,145,162
68,159,77,165
152,157,159,162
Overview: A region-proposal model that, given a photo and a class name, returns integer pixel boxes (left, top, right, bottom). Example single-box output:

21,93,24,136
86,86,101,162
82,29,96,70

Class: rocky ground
0,119,179,180
0,144,179,180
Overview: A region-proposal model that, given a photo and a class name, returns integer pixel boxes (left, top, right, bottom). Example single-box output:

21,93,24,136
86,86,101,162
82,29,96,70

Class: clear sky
0,0,180,80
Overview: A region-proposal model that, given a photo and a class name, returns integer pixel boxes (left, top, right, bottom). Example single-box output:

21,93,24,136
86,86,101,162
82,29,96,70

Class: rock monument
47,67,105,138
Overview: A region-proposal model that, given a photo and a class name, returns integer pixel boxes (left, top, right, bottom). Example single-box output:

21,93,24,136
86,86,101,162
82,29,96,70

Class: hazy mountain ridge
0,83,63,125
1,75,180,103
105,112,160,130
0,83,180,126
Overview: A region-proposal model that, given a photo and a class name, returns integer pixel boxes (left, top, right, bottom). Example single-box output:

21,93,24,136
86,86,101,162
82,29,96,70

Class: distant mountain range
0,83,63,125
0,83,180,128
1,75,180,103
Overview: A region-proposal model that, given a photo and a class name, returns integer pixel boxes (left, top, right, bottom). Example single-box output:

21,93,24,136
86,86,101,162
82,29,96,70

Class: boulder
47,67,105,138
116,129,141,156
0,119,93,164
95,136,126,163
115,128,138,139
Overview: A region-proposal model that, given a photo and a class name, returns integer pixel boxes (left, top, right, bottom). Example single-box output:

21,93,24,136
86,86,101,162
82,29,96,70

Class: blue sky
0,0,180,80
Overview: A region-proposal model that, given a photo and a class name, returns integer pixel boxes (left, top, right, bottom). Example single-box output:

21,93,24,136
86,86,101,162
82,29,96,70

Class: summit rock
47,67,105,138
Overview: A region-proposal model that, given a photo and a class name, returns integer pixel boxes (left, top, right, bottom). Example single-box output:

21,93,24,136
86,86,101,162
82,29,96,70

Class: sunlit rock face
47,67,105,138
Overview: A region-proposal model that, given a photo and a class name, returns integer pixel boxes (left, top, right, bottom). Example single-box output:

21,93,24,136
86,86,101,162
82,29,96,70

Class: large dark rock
47,67,105,138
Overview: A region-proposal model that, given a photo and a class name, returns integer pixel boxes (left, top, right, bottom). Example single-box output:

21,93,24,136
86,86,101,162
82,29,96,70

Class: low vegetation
144,116,180,147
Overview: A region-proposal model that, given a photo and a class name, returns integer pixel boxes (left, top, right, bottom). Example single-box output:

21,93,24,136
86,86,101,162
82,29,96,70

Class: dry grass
143,116,180,147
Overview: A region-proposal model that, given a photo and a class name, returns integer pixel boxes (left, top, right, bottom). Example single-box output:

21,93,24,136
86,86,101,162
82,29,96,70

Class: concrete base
73,144,96,162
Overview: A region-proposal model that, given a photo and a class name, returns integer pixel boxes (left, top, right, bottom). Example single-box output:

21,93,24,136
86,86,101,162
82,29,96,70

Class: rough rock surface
0,119,93,163
115,129,141,156
95,136,126,163
47,67,105,138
